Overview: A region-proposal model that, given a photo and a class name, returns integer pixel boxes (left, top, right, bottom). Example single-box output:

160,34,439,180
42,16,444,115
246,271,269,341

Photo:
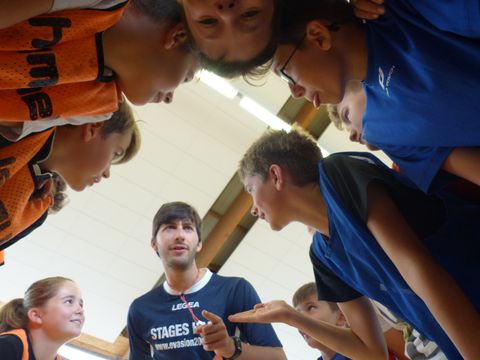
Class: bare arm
367,183,480,359
383,328,409,360
229,299,388,360
0,0,53,29
442,147,480,186
197,310,286,360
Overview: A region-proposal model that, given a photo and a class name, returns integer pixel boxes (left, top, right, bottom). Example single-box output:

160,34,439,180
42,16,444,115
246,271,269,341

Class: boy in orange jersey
0,0,199,122
0,101,140,266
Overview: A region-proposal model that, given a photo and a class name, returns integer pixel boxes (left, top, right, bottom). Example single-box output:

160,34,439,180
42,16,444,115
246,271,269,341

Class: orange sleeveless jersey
0,130,54,250
0,328,63,360
0,3,128,121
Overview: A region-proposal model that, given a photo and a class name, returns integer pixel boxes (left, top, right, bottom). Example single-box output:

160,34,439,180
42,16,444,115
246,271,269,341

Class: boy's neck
165,263,205,294
334,23,368,83
287,183,330,237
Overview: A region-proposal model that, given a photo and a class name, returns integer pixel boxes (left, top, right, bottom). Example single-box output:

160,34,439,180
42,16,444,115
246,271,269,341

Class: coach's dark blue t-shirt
128,270,282,359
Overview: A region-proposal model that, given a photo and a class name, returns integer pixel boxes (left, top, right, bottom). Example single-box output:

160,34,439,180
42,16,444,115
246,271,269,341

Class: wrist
222,336,242,360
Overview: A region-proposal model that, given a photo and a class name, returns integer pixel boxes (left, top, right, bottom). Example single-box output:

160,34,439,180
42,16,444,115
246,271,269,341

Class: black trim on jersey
322,154,447,240
95,32,112,82
27,130,55,193
0,211,49,252
95,32,116,82
309,245,362,303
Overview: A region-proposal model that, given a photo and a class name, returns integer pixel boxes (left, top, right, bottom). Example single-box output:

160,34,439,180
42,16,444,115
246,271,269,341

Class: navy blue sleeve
0,334,24,359
127,301,152,360
228,279,282,347
397,0,480,37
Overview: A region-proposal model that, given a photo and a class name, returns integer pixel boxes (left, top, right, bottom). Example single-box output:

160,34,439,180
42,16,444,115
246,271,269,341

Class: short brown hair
101,100,141,165
0,277,73,332
239,126,322,186
152,202,202,242
292,282,338,312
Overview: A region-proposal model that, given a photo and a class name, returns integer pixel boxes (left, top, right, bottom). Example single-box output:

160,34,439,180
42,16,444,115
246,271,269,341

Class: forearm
367,184,480,359
238,344,286,360
0,0,53,29
287,311,387,360
442,147,480,186
403,258,480,359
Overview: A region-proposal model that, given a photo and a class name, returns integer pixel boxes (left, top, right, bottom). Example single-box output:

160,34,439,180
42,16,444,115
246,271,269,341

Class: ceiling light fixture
239,96,291,131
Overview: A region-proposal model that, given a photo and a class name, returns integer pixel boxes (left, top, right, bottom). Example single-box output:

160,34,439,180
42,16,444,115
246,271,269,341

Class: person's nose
289,83,305,99
349,129,359,143
215,0,237,11
251,205,259,217
163,92,174,104
102,166,111,179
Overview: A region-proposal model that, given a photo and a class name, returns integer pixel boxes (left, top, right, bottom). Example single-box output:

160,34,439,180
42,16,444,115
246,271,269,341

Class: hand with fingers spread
195,310,237,359
351,0,385,20
228,300,297,326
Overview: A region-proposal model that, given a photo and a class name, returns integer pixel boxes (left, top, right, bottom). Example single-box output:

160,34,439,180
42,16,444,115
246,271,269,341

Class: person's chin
68,181,87,192
269,221,285,232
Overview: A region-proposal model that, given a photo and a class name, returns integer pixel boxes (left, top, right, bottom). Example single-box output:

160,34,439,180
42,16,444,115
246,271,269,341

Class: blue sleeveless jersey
312,153,480,360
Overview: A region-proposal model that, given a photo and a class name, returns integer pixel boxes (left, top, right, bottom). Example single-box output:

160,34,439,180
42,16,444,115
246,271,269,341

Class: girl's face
35,281,84,342
178,0,274,62
272,23,345,107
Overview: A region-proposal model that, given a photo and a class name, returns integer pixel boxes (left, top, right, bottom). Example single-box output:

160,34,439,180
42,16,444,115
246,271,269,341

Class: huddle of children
0,0,478,359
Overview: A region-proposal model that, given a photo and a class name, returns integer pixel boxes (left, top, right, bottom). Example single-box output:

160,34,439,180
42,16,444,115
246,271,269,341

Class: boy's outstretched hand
228,300,295,325
351,0,385,20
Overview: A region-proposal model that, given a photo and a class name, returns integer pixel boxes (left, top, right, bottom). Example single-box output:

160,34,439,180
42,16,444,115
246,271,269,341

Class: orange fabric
0,4,126,120
0,130,53,248
0,81,119,121
0,328,63,360
0,329,29,360
0,250,4,265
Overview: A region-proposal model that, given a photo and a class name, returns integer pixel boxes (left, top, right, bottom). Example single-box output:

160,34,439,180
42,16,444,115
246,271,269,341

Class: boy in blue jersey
127,201,286,360
266,0,480,193
229,127,480,359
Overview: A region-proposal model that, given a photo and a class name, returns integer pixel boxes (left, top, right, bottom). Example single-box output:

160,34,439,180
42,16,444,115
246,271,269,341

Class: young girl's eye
198,17,217,25
241,10,260,18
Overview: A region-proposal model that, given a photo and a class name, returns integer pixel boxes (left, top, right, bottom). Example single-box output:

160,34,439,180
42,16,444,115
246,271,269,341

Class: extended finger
202,310,222,324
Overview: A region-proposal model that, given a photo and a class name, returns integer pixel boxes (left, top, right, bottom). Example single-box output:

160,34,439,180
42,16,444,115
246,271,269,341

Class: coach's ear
151,238,161,257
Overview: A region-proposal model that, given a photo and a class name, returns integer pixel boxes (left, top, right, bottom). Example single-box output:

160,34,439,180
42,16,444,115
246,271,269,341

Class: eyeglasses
278,34,306,86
